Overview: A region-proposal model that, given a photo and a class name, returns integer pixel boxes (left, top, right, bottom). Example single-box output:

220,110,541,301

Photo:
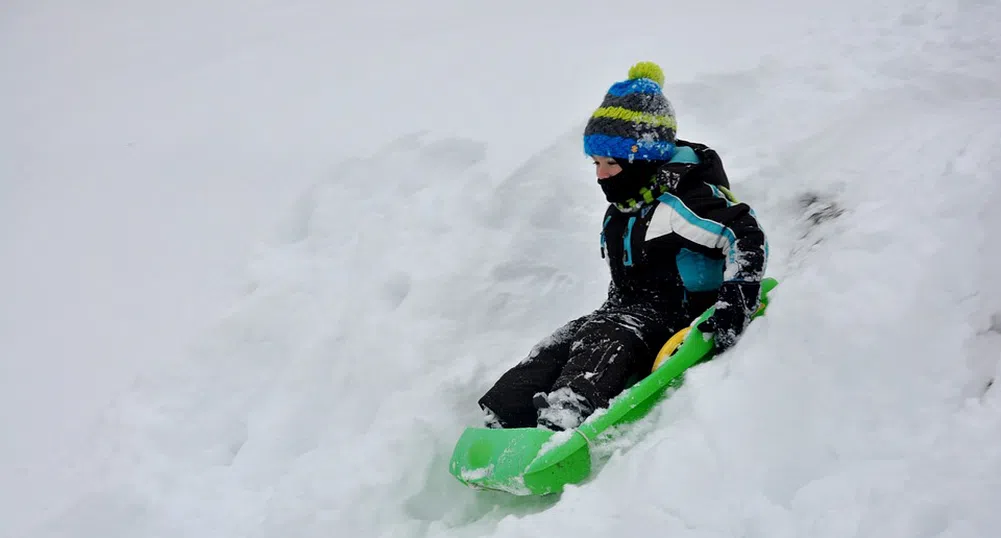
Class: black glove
697,281,761,352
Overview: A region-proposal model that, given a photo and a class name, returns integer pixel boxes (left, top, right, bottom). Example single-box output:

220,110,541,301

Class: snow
3,0,1001,536
538,429,577,457
460,465,494,482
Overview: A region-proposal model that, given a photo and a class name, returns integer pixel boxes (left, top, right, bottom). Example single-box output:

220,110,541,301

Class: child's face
591,156,622,180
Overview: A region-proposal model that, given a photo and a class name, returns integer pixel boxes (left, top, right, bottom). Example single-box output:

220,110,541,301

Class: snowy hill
3,1,1000,536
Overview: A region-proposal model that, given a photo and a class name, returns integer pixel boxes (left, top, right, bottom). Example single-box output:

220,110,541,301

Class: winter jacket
599,140,768,315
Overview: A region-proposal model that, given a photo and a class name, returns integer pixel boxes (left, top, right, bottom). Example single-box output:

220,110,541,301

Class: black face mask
597,160,663,205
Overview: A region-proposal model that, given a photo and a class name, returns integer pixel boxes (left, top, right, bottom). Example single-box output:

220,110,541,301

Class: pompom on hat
583,62,677,162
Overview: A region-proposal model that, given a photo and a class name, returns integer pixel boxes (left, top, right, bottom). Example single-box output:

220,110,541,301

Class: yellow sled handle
651,327,690,371
652,297,769,372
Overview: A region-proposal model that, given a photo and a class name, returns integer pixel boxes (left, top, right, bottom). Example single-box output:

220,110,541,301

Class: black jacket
599,141,768,314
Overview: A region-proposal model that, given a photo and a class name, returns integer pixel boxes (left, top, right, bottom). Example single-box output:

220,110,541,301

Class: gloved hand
697,281,761,352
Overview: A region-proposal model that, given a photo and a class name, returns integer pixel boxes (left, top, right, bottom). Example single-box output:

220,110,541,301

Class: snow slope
3,0,1000,536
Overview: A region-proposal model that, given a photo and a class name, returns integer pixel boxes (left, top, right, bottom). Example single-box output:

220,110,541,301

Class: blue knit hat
583,62,677,162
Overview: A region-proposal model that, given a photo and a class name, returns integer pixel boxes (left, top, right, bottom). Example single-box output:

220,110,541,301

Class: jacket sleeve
657,184,768,283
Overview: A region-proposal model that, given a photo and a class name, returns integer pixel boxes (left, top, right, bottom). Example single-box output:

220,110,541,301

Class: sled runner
449,277,779,495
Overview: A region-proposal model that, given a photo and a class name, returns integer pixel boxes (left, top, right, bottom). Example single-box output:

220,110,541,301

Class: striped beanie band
583,62,677,162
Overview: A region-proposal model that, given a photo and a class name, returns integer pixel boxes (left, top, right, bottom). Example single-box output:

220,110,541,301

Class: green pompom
627,61,665,87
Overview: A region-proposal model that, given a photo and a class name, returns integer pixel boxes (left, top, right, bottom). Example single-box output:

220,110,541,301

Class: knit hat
583,62,677,162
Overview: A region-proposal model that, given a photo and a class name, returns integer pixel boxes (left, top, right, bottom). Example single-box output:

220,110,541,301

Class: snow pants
478,301,698,429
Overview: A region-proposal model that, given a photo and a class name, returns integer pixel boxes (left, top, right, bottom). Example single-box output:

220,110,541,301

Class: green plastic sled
449,277,779,495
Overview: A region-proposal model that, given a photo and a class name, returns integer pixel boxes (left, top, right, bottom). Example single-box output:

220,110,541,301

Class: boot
535,387,594,431
481,406,504,429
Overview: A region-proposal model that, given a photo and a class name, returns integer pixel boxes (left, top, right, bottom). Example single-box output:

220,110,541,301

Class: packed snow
3,0,1000,537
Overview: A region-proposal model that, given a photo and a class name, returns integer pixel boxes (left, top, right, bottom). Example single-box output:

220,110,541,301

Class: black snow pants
478,301,699,429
